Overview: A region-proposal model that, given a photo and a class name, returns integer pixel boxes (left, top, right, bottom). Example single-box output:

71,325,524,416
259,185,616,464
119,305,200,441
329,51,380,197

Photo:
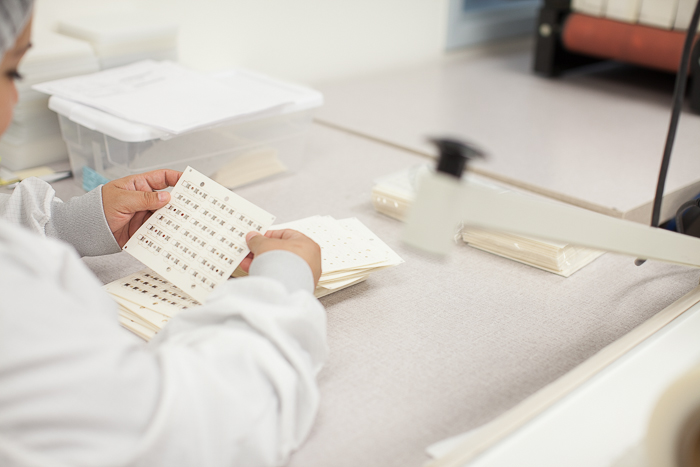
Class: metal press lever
402,138,484,256
403,138,700,268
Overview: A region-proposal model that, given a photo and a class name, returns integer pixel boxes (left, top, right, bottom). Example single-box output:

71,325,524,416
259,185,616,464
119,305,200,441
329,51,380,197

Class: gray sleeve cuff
48,186,122,257
249,250,315,294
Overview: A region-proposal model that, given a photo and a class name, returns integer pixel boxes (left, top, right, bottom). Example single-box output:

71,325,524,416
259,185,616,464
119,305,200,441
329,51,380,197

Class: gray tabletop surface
47,123,700,467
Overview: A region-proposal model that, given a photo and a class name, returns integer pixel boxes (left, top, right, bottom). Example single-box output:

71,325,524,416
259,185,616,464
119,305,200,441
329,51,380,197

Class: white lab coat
0,179,327,467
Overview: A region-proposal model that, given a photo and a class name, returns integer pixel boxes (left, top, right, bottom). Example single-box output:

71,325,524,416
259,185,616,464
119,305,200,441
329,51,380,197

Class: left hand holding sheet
101,169,182,247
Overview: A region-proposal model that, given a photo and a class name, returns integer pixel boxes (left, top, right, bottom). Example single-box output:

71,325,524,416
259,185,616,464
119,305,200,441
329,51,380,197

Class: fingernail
158,192,169,202
246,231,259,241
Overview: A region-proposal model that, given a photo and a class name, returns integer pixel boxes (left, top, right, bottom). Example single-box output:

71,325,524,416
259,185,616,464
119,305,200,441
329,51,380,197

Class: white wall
33,0,449,85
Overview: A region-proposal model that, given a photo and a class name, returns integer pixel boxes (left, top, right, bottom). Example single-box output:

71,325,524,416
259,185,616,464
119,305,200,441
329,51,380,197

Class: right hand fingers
246,229,315,255
247,229,312,253
262,228,303,241
245,229,322,285
246,230,271,255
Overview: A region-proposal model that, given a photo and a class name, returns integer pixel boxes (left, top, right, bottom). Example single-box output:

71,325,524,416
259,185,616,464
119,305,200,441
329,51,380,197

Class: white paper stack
257,216,405,297
34,60,321,135
372,165,602,277
0,32,99,170
110,216,403,340
106,269,201,341
58,13,178,70
460,229,604,277
107,169,400,341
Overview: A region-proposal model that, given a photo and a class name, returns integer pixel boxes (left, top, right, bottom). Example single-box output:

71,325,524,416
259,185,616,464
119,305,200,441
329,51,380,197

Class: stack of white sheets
251,215,405,297
108,216,403,340
372,165,602,277
34,60,322,135
460,229,604,278
106,269,200,341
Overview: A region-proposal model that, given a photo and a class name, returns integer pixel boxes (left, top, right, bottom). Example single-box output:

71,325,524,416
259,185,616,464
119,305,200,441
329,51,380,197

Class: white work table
316,39,700,224
46,123,700,467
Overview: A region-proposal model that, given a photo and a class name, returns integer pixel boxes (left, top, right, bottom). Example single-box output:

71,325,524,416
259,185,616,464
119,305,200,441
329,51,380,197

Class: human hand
241,229,322,286
102,170,182,247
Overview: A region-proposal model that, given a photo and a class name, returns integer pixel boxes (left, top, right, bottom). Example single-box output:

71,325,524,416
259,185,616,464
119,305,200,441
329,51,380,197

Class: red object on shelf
562,13,698,73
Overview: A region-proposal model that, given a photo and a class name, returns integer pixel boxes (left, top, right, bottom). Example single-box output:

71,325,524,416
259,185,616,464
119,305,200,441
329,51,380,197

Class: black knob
430,137,485,179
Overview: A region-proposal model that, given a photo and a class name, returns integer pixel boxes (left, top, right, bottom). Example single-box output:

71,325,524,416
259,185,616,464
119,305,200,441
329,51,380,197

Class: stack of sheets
107,168,402,340
235,215,404,297
0,32,99,170
106,269,200,341
105,204,403,341
460,229,604,277
109,215,403,340
34,60,322,135
372,165,602,277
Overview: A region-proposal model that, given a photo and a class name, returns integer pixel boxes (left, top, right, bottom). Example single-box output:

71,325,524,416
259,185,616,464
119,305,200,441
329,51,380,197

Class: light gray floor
52,123,700,467
316,39,700,224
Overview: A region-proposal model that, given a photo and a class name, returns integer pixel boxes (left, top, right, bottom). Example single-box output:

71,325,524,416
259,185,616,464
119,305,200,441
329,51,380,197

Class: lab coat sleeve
140,249,327,467
0,215,327,467
0,177,121,256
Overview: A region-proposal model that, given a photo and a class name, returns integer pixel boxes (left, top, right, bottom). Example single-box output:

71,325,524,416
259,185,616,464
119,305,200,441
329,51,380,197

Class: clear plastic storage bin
50,94,321,191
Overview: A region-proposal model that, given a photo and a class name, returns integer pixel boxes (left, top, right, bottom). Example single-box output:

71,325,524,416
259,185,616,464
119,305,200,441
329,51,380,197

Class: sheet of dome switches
123,166,275,303
271,215,392,274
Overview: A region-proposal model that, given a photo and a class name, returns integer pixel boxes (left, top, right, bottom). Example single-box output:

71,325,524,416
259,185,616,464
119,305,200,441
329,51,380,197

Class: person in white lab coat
0,2,327,466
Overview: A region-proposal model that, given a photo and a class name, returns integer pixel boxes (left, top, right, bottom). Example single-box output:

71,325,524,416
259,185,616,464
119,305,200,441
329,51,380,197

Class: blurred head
0,0,34,135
